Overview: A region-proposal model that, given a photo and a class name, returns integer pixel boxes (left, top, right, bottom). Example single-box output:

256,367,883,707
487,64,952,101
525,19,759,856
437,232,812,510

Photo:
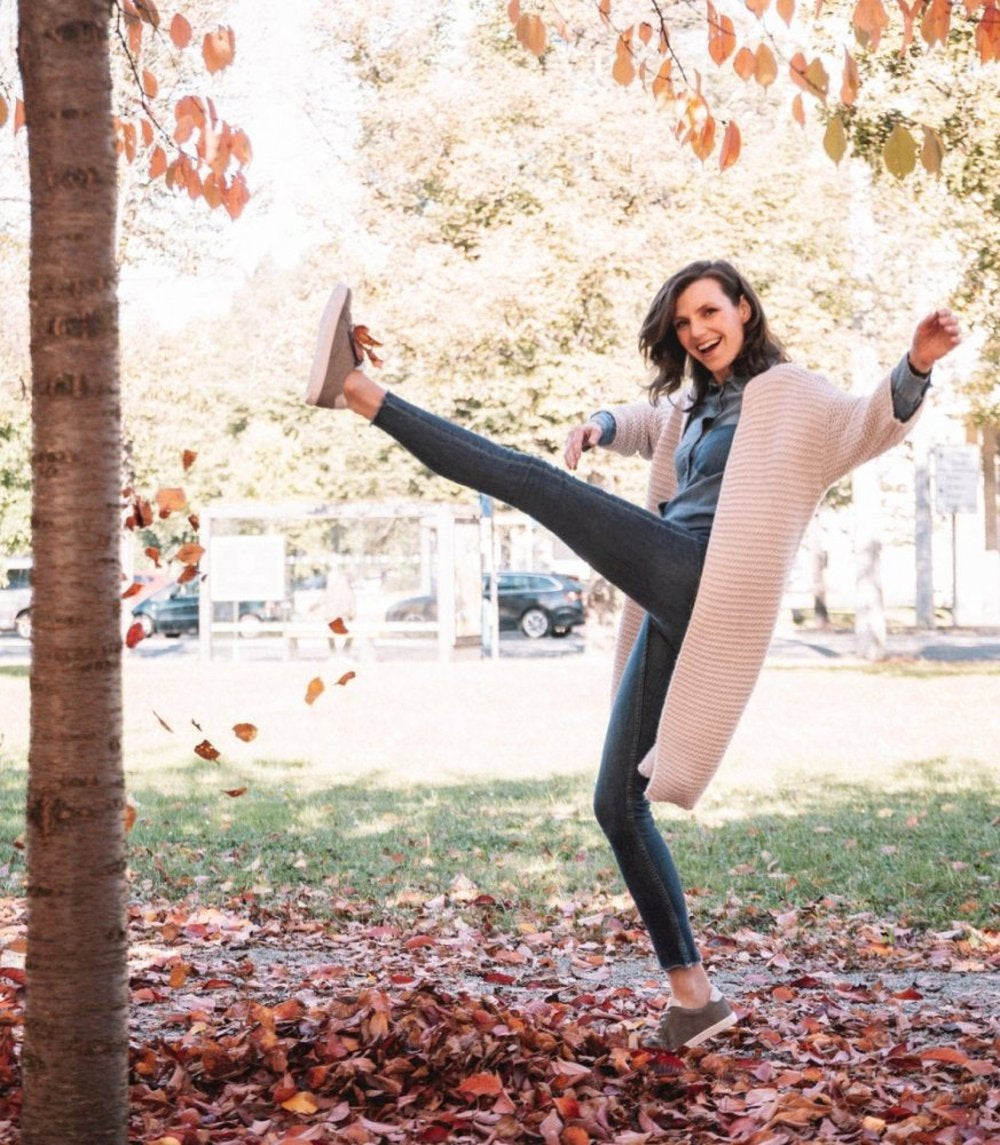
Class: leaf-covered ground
1,889,997,1144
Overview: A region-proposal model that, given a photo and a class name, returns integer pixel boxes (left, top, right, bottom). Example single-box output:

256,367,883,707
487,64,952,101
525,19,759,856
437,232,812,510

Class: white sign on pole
934,445,979,515
209,535,286,601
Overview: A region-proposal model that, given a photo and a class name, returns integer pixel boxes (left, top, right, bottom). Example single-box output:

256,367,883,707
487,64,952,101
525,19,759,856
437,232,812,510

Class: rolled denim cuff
891,353,932,422
589,410,617,446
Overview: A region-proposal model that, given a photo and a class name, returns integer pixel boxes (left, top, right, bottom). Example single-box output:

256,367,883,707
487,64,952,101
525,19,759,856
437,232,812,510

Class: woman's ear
739,296,752,324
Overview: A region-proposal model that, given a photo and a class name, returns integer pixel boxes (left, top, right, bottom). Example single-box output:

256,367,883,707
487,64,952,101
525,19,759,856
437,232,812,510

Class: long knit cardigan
603,362,921,810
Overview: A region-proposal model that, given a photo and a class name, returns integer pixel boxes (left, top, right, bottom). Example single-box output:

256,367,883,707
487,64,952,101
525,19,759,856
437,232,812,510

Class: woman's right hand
564,422,603,471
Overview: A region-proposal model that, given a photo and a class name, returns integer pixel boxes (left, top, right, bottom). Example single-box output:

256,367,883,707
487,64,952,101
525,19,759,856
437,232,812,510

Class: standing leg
342,374,705,633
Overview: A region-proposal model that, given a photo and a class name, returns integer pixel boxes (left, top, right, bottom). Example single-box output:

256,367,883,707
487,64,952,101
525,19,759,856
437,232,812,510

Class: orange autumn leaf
280,1091,319,1115
121,581,144,600
125,622,146,649
194,739,221,761
124,801,137,833
182,449,198,471
175,543,205,566
305,677,325,705
328,617,349,635
458,1072,504,1098
169,11,192,48
176,564,199,585
145,546,162,566
202,26,236,74
223,786,248,798
168,961,191,989
561,1128,590,1145
720,120,742,169
336,671,357,687
155,487,187,515
232,723,258,742
353,325,384,369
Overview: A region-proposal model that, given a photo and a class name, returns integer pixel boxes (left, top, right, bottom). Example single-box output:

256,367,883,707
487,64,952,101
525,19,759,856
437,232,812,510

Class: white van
0,556,32,639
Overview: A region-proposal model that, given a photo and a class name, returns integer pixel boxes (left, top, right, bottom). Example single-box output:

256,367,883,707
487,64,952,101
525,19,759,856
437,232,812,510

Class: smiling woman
302,261,961,1052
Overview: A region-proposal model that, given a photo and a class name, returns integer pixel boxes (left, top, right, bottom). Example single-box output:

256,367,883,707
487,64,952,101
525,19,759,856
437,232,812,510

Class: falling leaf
176,564,198,585
153,710,174,733
155,487,187,515
920,125,944,174
233,723,258,742
175,543,205,566
353,325,384,369
182,449,198,471
124,801,137,833
133,0,160,27
194,739,221,761
121,581,144,600
223,787,248,798
142,68,158,99
791,93,806,126
145,546,162,567
336,671,357,687
755,43,778,87
329,617,349,635
733,45,756,79
840,48,860,104
612,33,636,85
305,677,325,705
125,622,146,649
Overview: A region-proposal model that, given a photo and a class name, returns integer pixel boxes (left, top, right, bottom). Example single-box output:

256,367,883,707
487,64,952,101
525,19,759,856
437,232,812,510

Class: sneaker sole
305,283,352,408
678,1008,738,1050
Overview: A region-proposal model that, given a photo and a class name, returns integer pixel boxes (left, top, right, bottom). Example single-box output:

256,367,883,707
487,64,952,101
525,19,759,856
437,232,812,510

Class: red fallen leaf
305,677,325,705
125,622,146,649
418,1129,452,1144
232,723,258,742
336,671,356,687
772,985,796,1001
0,968,26,986
328,617,349,635
457,1072,504,1098
182,449,198,471
892,986,923,1000
917,1046,969,1064
194,739,221,761
483,972,517,985
561,1128,589,1145
405,935,436,949
168,961,192,989
353,324,384,368
223,787,248,798
649,1049,686,1076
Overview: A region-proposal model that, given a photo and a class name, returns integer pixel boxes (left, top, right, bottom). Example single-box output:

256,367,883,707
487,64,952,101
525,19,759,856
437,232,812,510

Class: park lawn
0,654,997,932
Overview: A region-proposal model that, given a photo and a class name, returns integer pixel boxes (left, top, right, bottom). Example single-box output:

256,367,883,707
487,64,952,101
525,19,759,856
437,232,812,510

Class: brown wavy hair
639,260,786,405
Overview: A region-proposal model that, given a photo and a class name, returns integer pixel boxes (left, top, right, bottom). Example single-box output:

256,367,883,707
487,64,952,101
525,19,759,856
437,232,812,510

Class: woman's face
672,276,751,384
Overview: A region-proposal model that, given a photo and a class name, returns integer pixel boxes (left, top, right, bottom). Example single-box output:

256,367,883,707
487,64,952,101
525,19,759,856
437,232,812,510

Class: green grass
1,747,995,932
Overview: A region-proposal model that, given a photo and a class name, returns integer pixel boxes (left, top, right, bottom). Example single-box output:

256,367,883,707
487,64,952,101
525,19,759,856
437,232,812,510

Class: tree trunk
17,2,128,1142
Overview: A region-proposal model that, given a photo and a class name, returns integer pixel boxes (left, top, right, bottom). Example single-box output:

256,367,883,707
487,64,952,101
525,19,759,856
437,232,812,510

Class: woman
305,263,960,1050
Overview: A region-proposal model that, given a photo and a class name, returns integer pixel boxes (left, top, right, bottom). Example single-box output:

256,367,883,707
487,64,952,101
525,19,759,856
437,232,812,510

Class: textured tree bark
17,2,128,1141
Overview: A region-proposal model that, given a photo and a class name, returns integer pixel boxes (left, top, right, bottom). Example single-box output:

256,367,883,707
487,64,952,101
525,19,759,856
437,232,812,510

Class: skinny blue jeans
373,392,708,967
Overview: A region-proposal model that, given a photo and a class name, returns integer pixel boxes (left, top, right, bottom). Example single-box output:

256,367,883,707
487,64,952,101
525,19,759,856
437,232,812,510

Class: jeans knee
593,783,629,848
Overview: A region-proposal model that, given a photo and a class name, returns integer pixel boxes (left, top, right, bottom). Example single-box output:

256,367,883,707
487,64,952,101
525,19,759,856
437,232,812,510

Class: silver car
0,557,32,639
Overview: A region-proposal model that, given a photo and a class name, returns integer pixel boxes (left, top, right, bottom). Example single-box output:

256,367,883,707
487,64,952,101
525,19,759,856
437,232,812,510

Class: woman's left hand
909,308,962,375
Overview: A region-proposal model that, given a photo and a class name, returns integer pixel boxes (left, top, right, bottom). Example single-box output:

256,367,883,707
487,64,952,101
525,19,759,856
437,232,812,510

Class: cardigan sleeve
819,369,923,490
595,401,668,461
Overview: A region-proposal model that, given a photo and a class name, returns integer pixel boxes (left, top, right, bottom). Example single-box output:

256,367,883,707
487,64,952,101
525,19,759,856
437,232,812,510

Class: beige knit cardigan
602,362,921,810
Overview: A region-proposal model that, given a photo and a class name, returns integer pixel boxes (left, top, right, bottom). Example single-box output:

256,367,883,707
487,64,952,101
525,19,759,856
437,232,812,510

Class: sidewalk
766,625,1000,665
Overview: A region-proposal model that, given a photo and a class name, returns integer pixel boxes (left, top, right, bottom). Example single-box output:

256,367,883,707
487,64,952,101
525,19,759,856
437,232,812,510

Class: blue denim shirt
592,354,930,540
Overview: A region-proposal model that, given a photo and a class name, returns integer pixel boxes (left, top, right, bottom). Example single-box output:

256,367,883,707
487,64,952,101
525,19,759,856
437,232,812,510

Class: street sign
934,445,979,515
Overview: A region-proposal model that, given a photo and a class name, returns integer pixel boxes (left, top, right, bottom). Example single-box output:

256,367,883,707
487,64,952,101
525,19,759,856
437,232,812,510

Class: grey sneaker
305,283,362,408
654,990,737,1051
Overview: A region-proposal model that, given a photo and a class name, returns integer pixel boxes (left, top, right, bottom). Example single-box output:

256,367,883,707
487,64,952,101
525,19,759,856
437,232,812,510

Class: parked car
0,557,32,640
131,582,289,638
386,571,587,639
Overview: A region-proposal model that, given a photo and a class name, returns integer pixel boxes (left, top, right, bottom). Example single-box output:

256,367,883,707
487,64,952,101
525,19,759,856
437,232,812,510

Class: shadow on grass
1,754,995,931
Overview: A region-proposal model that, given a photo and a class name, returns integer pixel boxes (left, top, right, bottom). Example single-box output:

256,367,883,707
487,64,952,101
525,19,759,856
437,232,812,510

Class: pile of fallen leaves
0,891,997,1143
